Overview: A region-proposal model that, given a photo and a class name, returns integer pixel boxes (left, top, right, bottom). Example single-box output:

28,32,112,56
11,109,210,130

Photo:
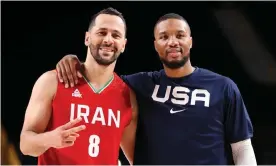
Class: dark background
2,1,276,165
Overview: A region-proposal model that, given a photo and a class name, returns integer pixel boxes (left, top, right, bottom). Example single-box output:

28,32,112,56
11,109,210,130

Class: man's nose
168,36,179,47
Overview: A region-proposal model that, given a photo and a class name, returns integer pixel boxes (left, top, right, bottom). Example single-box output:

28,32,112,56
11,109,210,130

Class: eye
160,35,168,40
97,31,106,36
177,34,185,38
112,34,121,39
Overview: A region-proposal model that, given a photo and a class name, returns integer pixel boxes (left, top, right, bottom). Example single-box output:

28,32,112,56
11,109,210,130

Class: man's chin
95,60,114,66
94,57,117,66
164,62,185,69
160,58,188,69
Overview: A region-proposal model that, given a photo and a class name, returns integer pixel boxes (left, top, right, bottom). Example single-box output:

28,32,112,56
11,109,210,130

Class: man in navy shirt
55,12,256,165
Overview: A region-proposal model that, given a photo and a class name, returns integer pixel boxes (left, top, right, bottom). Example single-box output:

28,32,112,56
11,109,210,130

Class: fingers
76,63,83,78
62,141,75,147
58,133,79,148
61,117,82,130
64,136,77,142
56,63,64,83
69,60,79,85
77,71,83,78
70,133,80,137
56,54,82,88
62,60,75,88
63,125,86,136
58,61,70,88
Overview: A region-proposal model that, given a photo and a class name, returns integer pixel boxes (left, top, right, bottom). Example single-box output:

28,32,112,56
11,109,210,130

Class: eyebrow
159,30,187,35
97,28,123,36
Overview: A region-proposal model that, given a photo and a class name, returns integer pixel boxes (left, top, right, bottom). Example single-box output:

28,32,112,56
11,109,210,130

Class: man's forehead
94,14,125,32
94,26,123,34
156,19,189,34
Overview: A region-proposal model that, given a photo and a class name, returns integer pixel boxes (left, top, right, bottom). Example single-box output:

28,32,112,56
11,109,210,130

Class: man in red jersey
20,7,138,165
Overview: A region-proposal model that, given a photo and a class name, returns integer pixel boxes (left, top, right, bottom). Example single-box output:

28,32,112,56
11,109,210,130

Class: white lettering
151,85,171,103
151,85,210,107
108,109,120,128
191,89,210,107
70,104,121,128
171,86,190,105
91,107,106,126
70,104,89,123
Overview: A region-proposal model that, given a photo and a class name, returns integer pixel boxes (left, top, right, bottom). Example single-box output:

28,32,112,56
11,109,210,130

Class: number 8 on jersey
88,135,100,157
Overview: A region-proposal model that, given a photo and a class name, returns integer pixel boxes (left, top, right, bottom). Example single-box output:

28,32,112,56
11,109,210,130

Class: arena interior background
2,1,276,165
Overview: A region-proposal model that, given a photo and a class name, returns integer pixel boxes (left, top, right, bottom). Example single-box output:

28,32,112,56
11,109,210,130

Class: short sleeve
224,78,253,143
120,72,154,95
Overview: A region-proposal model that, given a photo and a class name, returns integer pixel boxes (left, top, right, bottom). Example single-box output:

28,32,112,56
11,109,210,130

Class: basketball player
55,13,257,165
20,8,137,165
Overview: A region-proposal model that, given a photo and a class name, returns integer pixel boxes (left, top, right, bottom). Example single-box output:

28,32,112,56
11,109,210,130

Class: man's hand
48,117,86,148
56,54,82,88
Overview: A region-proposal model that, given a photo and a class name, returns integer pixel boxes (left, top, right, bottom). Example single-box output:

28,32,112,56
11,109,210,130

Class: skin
57,18,195,87
20,71,86,157
154,18,195,77
20,14,138,165
55,18,256,165
86,14,126,67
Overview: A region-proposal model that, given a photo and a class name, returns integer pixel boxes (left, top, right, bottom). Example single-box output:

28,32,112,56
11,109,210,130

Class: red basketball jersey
38,73,132,165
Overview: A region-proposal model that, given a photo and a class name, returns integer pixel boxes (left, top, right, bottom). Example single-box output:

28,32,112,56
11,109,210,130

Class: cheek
155,43,165,54
90,36,103,44
182,39,191,48
115,41,125,51
88,42,99,51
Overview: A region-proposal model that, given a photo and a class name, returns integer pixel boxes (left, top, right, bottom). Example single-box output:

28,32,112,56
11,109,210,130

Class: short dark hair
88,7,127,36
154,13,191,35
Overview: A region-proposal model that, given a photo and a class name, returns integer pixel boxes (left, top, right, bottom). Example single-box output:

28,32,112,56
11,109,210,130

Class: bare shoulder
32,70,58,96
38,70,57,83
22,70,58,133
35,70,57,85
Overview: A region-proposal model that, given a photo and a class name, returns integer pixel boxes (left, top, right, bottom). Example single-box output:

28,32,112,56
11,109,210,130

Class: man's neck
163,60,195,78
83,59,116,90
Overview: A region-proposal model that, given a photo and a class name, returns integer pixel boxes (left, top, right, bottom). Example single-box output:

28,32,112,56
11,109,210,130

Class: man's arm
231,139,257,165
20,71,57,157
120,89,138,165
224,78,256,165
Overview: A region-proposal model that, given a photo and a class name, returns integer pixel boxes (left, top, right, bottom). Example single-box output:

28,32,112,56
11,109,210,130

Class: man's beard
160,54,190,69
89,44,119,66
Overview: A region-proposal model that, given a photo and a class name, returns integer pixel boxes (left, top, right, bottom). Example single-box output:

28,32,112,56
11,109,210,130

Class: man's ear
189,36,193,49
121,38,127,53
84,32,90,46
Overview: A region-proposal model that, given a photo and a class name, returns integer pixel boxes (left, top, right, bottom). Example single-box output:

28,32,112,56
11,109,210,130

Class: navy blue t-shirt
121,67,253,165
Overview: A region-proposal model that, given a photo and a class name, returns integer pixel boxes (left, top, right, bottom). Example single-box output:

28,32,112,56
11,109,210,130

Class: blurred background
2,1,276,165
